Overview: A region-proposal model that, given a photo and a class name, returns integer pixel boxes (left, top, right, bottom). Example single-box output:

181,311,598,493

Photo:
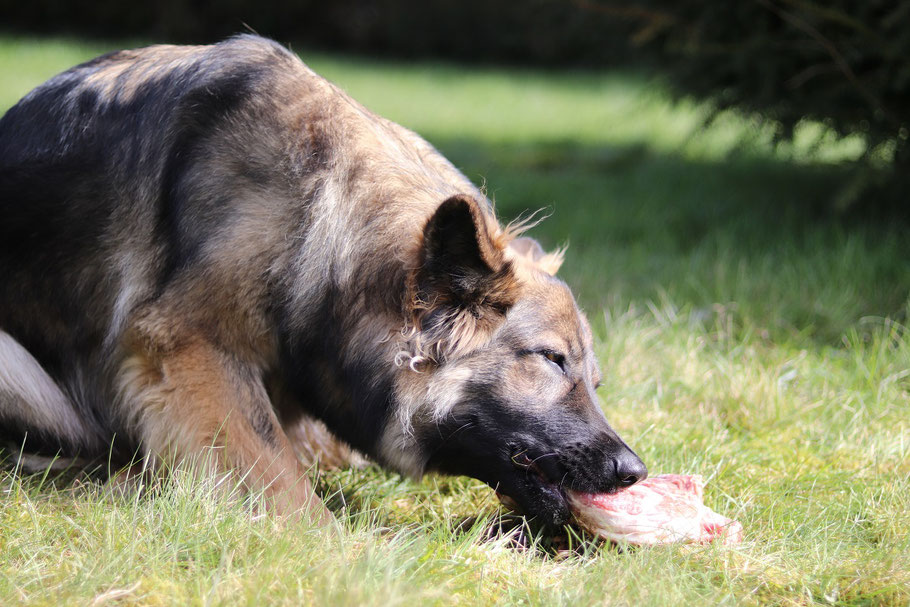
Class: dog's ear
410,195,519,361
509,236,564,276
420,195,506,288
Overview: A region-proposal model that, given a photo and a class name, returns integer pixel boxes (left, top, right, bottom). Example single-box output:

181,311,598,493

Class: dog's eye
539,350,566,372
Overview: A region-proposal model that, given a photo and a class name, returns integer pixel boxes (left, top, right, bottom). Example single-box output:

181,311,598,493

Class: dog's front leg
119,334,332,525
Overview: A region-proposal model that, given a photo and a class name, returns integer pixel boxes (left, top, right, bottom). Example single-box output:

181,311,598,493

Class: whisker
530,452,558,465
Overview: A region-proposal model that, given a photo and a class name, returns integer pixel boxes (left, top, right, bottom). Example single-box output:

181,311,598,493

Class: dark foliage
1,1,631,64
580,0,909,215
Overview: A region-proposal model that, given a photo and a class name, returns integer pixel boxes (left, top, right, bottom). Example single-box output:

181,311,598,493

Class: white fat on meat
568,474,743,545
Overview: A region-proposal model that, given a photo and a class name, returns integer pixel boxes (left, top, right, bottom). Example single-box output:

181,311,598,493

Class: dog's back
0,36,474,459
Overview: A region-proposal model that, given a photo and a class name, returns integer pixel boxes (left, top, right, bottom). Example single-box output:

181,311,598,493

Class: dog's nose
614,451,648,487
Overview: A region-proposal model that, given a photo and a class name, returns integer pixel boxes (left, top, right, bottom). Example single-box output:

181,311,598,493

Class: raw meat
567,474,743,545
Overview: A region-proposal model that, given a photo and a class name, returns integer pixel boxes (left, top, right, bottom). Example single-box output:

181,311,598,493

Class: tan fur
284,415,368,469
118,333,330,523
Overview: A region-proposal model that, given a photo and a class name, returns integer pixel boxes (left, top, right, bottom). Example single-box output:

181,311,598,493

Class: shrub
579,0,909,215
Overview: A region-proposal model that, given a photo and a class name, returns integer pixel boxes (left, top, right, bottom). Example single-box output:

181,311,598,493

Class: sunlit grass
306,53,867,165
1,34,908,606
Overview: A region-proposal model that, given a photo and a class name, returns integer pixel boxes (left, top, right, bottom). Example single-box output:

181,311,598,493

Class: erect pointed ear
509,236,565,276
421,195,504,283
410,195,519,361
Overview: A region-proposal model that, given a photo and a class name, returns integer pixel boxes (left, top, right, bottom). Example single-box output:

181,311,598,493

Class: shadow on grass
317,465,609,557
436,137,889,245
429,137,910,346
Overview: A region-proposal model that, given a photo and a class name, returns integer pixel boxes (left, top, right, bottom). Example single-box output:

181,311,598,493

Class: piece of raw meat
567,474,743,545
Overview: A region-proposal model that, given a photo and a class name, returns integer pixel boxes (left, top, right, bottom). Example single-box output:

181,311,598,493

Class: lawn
1,35,908,606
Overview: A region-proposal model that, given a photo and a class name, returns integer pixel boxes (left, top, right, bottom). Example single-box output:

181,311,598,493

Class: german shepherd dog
0,36,646,526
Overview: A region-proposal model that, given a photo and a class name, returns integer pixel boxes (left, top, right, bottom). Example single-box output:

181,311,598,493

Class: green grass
2,35,909,606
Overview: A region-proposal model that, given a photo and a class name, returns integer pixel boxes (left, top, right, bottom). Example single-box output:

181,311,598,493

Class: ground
0,35,908,606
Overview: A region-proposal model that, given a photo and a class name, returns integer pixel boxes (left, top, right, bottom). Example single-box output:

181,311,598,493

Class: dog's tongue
567,474,743,545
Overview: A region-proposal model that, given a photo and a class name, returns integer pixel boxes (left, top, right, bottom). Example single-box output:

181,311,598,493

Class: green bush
590,0,909,214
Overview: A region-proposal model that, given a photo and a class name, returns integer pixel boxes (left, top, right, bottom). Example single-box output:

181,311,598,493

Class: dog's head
385,195,646,526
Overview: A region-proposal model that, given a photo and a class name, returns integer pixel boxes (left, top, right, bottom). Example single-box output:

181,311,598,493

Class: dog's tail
0,330,98,453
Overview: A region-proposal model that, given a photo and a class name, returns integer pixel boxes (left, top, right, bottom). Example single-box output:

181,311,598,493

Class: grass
1,34,909,606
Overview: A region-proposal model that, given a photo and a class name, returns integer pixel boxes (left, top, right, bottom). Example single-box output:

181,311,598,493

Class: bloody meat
568,474,743,545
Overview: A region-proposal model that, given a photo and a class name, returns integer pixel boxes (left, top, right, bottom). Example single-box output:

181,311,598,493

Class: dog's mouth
495,446,571,526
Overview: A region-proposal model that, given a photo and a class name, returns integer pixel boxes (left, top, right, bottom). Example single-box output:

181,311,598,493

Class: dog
0,35,646,526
